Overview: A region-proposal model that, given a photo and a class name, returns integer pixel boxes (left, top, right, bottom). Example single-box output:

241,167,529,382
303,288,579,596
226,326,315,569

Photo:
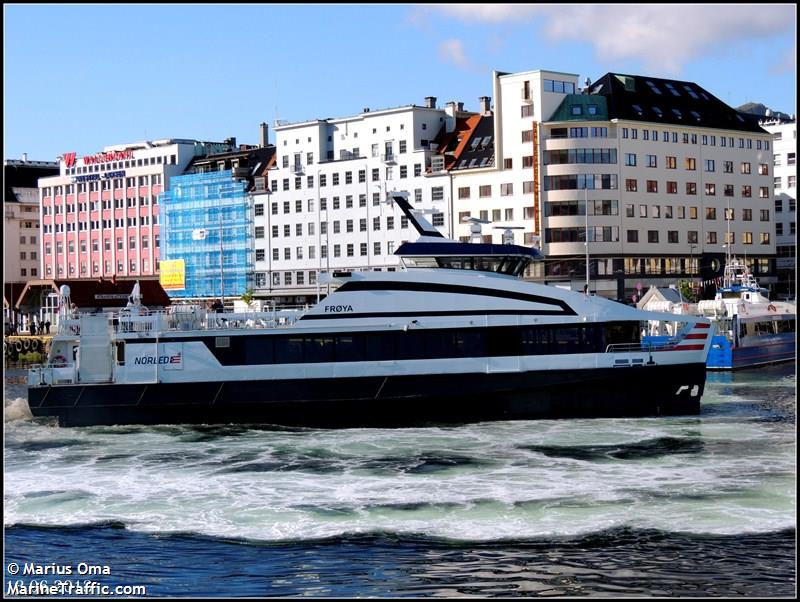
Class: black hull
28,364,707,428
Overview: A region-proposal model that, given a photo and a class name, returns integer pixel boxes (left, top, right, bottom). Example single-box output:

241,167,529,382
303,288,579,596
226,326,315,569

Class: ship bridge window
409,255,531,276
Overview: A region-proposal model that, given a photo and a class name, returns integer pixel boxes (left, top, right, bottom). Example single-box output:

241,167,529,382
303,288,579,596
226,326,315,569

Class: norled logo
134,354,182,365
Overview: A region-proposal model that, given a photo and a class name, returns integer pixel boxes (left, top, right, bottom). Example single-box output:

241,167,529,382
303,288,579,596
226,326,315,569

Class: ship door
486,317,521,373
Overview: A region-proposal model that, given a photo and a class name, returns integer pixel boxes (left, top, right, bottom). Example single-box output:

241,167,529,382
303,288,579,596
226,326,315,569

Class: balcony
381,153,396,165
290,164,304,175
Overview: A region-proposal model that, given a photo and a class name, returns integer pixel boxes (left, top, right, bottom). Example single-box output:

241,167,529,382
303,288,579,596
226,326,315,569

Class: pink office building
39,138,234,280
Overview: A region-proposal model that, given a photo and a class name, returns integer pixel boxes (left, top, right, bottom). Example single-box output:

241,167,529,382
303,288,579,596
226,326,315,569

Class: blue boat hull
707,333,795,370
645,333,795,370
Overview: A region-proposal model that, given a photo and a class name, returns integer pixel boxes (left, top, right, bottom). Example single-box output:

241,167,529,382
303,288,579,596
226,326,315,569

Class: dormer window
632,104,643,115
571,105,582,116
645,80,662,95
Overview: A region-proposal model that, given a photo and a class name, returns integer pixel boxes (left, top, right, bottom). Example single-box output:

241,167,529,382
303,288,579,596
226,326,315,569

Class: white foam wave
4,396,33,423
3,414,795,541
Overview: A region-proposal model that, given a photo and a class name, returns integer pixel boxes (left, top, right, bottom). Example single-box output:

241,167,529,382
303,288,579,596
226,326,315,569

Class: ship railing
199,308,307,330
57,306,309,336
28,363,78,386
56,317,82,335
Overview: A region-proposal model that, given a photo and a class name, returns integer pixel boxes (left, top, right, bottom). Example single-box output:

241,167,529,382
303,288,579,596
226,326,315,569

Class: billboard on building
159,259,186,290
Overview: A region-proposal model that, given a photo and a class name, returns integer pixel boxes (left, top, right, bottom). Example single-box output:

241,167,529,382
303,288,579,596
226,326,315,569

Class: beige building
4,158,59,331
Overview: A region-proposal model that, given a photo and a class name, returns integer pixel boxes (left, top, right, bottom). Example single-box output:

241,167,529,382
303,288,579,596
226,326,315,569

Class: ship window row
206,322,641,366
740,319,795,336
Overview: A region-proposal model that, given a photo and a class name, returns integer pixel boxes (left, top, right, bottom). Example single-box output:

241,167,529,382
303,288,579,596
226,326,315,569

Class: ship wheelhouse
396,241,541,277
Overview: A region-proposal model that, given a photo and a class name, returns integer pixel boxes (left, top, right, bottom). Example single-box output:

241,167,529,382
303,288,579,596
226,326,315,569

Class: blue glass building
161,170,253,300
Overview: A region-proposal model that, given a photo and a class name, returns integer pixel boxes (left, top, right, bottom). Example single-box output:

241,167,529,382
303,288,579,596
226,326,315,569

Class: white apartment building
449,71,581,278
246,69,780,303
761,117,796,297
252,101,456,303
447,70,776,299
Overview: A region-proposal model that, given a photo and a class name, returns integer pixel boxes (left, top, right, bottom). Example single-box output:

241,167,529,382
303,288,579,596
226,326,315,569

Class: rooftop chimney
457,102,464,113
259,122,269,147
363,107,370,113
478,96,491,116
22,153,28,162
425,96,437,109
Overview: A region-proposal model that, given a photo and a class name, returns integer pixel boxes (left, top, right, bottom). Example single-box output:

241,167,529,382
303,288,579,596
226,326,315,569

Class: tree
678,280,696,303
241,288,254,308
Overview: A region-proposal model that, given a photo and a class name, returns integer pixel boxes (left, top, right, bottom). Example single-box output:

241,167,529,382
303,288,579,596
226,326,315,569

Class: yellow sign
159,259,186,290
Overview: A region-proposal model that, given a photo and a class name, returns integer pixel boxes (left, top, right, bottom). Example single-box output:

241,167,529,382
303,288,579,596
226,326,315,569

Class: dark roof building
565,73,769,134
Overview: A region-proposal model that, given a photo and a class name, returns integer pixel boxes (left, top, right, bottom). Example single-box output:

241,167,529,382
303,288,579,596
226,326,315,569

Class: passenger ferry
695,259,795,370
28,193,713,427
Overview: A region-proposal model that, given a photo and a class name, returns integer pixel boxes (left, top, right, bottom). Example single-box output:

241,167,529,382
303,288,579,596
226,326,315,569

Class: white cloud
770,45,796,76
430,4,796,74
438,38,475,71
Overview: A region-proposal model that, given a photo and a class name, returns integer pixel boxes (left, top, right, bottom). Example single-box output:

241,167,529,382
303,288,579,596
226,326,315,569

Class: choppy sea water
3,363,796,597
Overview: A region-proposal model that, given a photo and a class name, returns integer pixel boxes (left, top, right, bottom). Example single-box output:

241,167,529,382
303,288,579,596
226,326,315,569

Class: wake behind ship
28,194,712,427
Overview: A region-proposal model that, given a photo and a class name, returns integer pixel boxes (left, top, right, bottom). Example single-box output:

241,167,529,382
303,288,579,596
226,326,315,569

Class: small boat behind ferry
28,193,712,427
696,259,795,370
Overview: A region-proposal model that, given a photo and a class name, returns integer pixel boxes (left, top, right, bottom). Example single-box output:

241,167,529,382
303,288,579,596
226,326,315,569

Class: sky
3,3,796,163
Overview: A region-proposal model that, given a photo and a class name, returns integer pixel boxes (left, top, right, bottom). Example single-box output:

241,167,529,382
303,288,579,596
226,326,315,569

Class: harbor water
3,363,796,596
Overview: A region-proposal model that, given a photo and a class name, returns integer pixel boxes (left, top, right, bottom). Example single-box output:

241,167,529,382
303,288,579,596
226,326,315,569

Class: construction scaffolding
160,170,253,300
